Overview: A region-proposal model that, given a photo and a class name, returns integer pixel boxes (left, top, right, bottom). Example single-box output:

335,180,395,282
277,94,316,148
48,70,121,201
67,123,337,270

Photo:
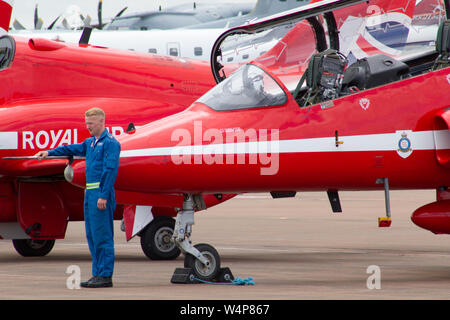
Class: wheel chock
378,216,392,227
170,267,235,284
170,268,198,284
217,267,234,283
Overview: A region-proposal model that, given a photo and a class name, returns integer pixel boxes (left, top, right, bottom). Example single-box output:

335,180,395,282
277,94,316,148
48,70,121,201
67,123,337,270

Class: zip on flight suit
48,129,121,278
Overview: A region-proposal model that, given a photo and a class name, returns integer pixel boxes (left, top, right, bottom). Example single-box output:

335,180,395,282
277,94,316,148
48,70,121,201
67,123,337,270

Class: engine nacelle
411,200,450,234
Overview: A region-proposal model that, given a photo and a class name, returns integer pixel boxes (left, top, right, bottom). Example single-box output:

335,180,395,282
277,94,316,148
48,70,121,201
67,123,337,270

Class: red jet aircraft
0,0,236,260
68,0,450,281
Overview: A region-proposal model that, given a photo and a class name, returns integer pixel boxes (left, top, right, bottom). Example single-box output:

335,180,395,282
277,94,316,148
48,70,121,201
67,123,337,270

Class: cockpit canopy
197,64,287,111
210,0,447,93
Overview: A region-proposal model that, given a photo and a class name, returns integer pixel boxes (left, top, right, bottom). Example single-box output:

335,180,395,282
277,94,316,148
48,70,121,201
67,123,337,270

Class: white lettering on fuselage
22,129,78,150
21,127,127,150
106,126,125,137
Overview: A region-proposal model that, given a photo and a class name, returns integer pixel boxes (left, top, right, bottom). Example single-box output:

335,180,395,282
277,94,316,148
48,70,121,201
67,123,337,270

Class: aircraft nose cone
64,164,73,182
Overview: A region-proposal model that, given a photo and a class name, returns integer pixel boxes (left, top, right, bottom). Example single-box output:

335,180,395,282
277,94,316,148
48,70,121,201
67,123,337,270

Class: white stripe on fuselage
119,130,449,158
0,132,18,150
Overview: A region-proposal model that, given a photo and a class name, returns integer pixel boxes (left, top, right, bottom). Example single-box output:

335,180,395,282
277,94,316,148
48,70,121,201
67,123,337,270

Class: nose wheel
171,194,233,284
184,243,221,281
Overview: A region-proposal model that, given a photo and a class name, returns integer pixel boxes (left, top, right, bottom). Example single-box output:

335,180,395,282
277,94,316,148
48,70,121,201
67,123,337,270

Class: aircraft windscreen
197,64,287,111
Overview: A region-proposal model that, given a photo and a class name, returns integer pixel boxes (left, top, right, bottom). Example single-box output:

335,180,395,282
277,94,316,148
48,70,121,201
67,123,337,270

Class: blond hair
85,107,105,119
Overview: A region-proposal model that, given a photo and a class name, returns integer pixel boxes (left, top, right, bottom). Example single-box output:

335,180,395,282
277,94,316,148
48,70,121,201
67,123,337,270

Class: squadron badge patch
396,130,413,159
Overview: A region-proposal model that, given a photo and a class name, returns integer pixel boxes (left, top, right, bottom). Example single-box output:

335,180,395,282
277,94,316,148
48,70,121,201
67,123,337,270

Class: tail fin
0,0,14,34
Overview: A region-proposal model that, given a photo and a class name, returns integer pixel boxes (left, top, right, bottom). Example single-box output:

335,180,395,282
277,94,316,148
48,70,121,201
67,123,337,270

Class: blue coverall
48,129,121,278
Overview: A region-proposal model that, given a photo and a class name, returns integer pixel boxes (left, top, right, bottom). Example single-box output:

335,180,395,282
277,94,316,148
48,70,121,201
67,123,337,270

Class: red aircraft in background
0,0,236,260
68,0,450,281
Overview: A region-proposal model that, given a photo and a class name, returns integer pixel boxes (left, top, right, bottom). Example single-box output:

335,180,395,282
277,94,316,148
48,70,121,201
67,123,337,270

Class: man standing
35,108,121,288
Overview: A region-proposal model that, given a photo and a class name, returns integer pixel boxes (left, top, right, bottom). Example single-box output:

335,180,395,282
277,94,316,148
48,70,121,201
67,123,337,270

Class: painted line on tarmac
58,243,370,254
58,242,141,248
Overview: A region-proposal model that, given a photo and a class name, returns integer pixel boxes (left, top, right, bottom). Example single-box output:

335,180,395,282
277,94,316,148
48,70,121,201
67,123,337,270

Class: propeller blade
62,18,70,30
34,4,39,29
98,0,103,29
47,15,61,30
107,7,127,27
13,19,26,30
35,18,43,30
33,4,44,30
114,7,128,20
83,15,92,28
79,27,93,45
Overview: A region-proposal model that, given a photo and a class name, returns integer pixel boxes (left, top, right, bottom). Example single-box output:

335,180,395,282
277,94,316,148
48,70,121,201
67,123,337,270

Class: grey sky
10,0,255,29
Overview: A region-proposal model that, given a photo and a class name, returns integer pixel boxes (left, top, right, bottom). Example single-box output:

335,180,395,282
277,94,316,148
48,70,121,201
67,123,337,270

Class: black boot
84,276,113,288
80,276,98,288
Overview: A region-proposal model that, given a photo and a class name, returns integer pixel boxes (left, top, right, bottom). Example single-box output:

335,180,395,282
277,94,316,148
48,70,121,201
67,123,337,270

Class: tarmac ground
0,190,449,300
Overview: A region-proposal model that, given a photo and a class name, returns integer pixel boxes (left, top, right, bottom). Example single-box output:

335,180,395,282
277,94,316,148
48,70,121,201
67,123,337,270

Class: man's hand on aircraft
97,198,107,210
35,151,49,160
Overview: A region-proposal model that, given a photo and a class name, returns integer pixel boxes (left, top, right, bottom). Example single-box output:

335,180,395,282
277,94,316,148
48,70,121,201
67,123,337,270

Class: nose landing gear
184,243,221,281
171,194,233,283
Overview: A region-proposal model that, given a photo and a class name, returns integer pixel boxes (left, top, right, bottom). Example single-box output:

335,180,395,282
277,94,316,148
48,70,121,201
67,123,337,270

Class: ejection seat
293,49,348,107
433,20,450,70
292,48,410,106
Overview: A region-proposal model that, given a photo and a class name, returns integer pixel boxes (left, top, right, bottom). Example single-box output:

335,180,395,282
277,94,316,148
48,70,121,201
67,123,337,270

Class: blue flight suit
48,129,121,278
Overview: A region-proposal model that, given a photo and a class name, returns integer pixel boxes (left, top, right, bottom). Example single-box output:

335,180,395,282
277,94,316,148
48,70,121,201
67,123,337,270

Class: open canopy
210,0,448,92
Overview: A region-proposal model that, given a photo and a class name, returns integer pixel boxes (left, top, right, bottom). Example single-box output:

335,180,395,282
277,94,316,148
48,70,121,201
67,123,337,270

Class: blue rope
193,276,255,285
